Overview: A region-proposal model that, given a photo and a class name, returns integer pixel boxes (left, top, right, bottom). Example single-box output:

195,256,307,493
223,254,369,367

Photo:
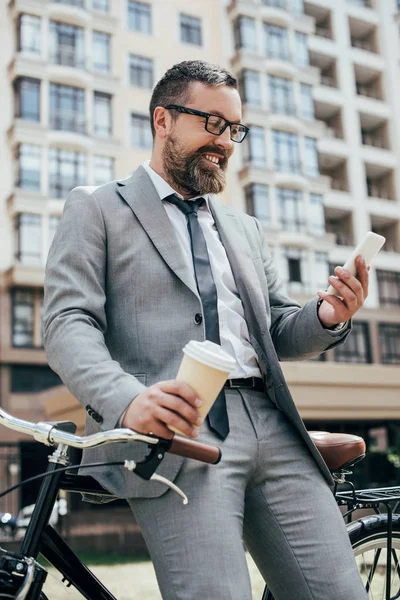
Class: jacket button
194,313,203,325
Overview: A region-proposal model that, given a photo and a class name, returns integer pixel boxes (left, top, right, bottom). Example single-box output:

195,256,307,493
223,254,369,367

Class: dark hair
149,60,237,138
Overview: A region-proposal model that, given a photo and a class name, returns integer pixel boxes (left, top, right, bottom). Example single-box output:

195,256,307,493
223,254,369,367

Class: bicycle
0,408,398,600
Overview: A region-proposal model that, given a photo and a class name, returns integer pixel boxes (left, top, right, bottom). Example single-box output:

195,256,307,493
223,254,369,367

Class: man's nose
214,126,234,151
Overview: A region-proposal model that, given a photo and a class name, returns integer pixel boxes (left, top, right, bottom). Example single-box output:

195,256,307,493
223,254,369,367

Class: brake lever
124,459,188,504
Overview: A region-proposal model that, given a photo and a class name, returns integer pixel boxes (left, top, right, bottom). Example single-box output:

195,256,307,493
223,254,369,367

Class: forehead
185,82,242,122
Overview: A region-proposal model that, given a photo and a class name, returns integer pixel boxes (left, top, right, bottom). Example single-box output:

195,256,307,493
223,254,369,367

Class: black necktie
165,194,229,440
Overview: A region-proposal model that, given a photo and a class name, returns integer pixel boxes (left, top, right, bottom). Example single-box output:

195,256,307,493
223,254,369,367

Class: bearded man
44,61,369,599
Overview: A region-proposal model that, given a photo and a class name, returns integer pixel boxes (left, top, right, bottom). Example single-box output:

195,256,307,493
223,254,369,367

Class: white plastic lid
182,340,236,373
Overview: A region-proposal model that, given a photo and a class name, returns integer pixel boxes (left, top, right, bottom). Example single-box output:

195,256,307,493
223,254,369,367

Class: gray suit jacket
43,166,350,499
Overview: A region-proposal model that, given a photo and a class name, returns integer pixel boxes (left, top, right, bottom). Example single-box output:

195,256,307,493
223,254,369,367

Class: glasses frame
164,104,249,143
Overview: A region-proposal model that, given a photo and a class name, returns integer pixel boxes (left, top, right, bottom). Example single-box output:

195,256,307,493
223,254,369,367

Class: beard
162,134,230,196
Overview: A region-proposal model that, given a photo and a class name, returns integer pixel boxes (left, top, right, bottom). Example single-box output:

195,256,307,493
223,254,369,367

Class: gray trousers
129,389,367,599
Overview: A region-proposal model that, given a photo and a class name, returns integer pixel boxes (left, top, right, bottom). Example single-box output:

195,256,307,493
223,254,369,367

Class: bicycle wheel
348,513,400,600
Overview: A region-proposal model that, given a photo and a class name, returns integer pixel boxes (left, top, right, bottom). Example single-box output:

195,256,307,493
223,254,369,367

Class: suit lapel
116,167,199,299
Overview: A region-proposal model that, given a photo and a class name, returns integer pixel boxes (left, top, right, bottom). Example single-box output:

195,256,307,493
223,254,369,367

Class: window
92,0,109,12
334,322,371,364
12,289,40,348
129,54,153,89
93,31,110,72
377,270,400,308
48,216,61,250
272,130,300,173
49,83,85,133
128,1,151,34
180,14,202,46
131,113,152,149
314,251,329,289
292,0,304,14
303,137,319,177
295,32,309,67
245,184,269,224
233,16,257,51
11,365,61,393
18,14,41,54
17,144,41,191
14,77,40,122
49,21,85,68
239,70,261,107
16,214,41,265
379,324,400,365
300,84,314,120
283,248,309,292
94,155,114,185
49,148,86,199
93,92,112,137
53,0,85,6
264,24,289,61
309,194,325,236
277,188,305,232
244,126,266,167
268,76,295,115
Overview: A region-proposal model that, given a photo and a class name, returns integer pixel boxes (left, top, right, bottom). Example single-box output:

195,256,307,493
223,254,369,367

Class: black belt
224,377,265,392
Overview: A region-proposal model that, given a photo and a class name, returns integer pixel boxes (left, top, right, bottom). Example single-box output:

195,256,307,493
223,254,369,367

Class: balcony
48,0,90,26
310,51,338,89
325,210,354,248
48,110,92,150
48,46,91,87
320,159,349,193
349,16,378,54
366,164,395,202
371,218,400,254
4,264,45,288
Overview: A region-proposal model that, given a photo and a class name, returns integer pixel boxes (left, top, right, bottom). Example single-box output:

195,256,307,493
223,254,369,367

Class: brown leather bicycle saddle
308,431,366,471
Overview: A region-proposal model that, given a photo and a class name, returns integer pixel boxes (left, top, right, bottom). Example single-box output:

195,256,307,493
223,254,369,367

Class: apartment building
0,0,400,512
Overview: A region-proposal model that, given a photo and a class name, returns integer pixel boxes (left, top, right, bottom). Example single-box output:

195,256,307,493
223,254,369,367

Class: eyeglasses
164,105,249,143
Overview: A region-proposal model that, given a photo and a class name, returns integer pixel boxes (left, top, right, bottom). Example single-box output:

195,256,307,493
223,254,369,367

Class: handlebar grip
168,436,222,464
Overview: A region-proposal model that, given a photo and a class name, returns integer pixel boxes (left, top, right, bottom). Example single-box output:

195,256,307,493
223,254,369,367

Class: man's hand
317,255,369,328
121,380,203,439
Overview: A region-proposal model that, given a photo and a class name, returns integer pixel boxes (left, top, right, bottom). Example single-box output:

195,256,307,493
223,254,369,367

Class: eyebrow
206,109,243,123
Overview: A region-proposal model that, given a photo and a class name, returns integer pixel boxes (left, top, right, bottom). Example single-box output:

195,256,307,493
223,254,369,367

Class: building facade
0,0,400,513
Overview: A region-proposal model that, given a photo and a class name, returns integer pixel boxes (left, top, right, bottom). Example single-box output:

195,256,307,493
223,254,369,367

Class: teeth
205,154,219,164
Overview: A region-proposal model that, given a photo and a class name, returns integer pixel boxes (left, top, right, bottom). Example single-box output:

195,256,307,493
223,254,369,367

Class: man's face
162,82,243,197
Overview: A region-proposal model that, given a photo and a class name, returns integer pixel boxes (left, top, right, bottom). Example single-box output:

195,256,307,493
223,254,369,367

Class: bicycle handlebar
0,407,221,465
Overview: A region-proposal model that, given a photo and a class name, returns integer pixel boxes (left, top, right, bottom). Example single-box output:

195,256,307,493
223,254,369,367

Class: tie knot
164,194,205,216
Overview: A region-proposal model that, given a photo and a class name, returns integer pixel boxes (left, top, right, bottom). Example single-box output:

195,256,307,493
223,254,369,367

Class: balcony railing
315,26,331,39
356,84,380,100
346,0,371,7
52,0,86,7
325,126,342,139
265,48,291,62
262,0,286,7
50,46,86,70
270,101,296,116
330,178,347,191
320,74,336,87
49,110,86,134
275,160,302,174
367,185,391,200
361,133,387,149
351,39,375,52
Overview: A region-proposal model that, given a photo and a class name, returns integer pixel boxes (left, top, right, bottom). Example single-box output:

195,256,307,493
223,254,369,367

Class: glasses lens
206,115,226,135
230,125,247,143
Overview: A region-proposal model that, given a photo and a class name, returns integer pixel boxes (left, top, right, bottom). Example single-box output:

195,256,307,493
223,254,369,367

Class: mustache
192,146,230,169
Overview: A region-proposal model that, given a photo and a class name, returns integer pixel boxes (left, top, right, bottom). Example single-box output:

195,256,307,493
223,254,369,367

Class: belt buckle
227,379,242,389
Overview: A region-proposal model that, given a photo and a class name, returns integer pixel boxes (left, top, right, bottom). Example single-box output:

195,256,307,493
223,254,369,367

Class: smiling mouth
203,154,223,168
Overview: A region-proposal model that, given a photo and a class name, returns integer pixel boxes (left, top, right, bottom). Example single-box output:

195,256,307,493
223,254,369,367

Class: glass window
304,137,319,177
93,92,112,137
264,24,289,61
131,113,153,149
92,0,109,12
16,214,41,265
268,76,295,115
17,144,41,191
379,324,400,365
277,188,305,232
49,21,85,68
334,322,371,363
128,1,151,34
19,14,41,54
93,31,110,72
11,365,62,393
94,155,114,185
239,70,261,107
48,216,61,249
245,184,269,224
377,271,400,308
15,77,40,122
309,193,325,236
300,84,314,120
244,126,266,167
284,247,309,292
233,16,257,52
49,83,85,133
129,54,153,88
53,0,85,6
292,0,304,14
180,14,202,46
12,289,34,347
295,32,309,67
49,148,87,199
272,130,300,173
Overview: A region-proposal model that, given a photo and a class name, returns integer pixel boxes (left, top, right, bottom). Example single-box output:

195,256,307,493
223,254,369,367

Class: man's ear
153,106,169,140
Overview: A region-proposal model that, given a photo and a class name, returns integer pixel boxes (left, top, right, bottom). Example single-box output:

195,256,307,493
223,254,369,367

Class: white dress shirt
142,160,261,378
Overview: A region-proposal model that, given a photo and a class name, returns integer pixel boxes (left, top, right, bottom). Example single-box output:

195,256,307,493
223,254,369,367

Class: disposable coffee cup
170,340,236,436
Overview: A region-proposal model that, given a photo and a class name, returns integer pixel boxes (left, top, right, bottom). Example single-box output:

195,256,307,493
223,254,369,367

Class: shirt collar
142,160,210,207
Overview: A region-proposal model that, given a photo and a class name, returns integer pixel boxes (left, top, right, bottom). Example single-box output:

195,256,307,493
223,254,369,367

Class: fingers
158,380,201,408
